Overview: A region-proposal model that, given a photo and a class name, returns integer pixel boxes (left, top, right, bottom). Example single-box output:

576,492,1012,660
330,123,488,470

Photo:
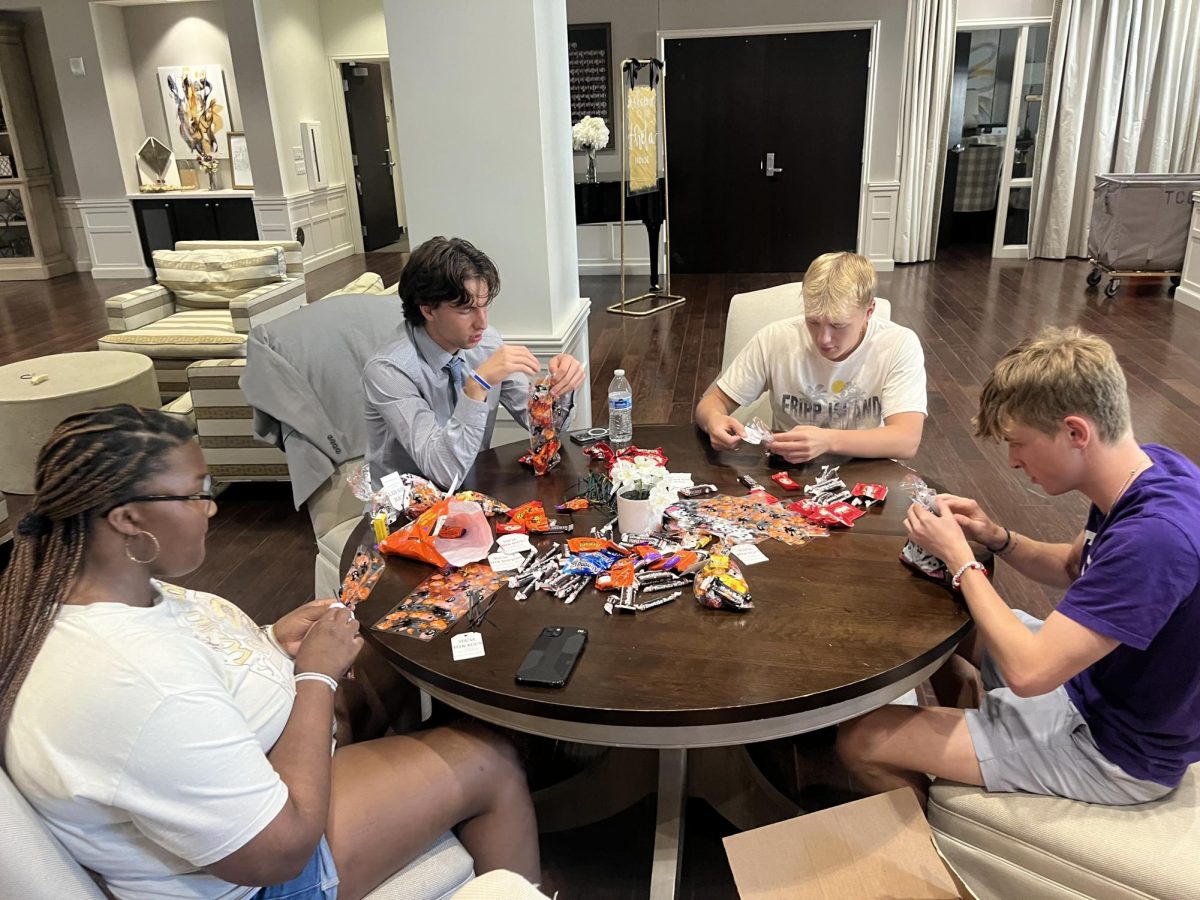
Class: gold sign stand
608,58,685,318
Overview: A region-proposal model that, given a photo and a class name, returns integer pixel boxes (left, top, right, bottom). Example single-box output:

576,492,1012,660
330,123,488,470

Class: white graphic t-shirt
5,582,296,900
717,313,927,431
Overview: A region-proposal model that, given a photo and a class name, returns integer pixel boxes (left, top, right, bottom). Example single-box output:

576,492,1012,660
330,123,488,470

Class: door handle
764,152,783,177
382,148,396,171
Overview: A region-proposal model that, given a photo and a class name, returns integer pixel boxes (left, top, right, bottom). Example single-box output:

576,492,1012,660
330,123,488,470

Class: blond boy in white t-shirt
695,251,927,462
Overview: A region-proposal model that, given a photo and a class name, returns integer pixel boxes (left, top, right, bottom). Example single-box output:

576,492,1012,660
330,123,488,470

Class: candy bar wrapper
583,443,669,472
524,374,570,476
339,544,386,609
371,563,505,641
899,472,949,581
741,416,773,446
852,482,888,502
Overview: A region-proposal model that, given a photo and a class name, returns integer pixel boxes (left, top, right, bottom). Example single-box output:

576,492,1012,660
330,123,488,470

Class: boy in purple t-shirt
837,326,1200,807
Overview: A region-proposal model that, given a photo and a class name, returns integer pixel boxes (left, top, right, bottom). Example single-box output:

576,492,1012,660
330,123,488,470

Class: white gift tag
731,543,769,565
496,533,534,554
451,632,485,661
487,551,526,573
379,471,406,508
667,472,694,488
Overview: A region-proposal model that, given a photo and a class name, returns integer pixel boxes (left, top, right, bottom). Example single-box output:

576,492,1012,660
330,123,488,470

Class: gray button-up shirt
363,323,534,490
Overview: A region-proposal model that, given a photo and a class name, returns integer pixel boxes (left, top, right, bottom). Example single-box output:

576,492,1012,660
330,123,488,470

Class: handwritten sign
568,24,612,125
627,84,658,194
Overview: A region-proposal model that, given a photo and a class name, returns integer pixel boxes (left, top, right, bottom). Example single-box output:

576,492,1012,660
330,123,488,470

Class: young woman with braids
1,405,539,900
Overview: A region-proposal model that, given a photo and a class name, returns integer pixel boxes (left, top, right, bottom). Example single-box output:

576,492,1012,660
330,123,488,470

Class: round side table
0,351,160,525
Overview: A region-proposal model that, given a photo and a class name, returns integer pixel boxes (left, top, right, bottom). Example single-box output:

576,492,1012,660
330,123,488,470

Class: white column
384,0,591,434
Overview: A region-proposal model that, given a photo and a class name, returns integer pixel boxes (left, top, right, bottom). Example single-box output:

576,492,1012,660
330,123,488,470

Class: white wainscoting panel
55,198,90,272
577,223,663,276
865,181,899,272
79,199,149,279
289,185,354,273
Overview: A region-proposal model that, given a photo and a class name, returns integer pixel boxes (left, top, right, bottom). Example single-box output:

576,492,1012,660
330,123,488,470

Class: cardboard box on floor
723,788,978,899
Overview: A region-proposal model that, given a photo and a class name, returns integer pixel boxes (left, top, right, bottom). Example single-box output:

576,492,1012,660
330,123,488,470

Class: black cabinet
132,197,259,271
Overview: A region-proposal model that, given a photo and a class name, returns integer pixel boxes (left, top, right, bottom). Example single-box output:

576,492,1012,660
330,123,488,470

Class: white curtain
893,0,957,264
1030,0,1200,259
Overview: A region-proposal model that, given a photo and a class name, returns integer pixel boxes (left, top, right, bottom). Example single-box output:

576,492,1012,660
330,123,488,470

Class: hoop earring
125,530,161,565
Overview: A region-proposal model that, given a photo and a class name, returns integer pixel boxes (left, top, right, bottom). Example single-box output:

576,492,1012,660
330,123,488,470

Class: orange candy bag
379,499,451,569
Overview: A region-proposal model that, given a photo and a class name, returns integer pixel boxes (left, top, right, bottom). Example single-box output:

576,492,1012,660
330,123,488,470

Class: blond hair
803,251,876,320
975,326,1131,442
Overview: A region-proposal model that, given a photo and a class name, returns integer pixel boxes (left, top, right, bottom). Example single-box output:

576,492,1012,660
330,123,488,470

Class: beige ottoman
929,765,1200,899
0,351,160,523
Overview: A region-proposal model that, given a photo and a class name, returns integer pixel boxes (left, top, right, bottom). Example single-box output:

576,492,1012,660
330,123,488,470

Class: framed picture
158,65,232,159
568,23,614,150
227,132,254,190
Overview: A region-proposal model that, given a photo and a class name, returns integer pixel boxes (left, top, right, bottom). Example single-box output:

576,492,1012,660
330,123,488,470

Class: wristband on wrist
984,528,1012,556
294,672,339,693
468,370,492,391
261,624,293,659
951,560,988,591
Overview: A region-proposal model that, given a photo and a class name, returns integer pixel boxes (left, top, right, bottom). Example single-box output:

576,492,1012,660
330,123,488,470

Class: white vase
617,489,658,536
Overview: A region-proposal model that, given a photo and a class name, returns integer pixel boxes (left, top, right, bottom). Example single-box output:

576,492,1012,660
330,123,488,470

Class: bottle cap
615,368,625,375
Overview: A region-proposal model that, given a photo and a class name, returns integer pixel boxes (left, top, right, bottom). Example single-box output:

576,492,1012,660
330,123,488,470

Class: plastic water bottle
607,369,633,449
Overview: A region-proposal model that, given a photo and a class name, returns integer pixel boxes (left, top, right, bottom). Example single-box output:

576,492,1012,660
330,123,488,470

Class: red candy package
495,522,528,535
771,472,801,491
583,443,669,472
852,482,889,502
825,501,865,527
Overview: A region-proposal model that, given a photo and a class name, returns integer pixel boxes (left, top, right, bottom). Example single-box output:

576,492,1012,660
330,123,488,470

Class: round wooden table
346,425,973,898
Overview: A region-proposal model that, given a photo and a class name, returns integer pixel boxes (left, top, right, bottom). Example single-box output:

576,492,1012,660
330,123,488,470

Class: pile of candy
502,500,574,535
583,443,669,472
785,465,887,528
503,530,748,616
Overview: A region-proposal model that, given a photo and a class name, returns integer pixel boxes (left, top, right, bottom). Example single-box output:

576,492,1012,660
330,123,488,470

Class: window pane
1012,25,1050,178
0,190,33,259
1004,186,1032,246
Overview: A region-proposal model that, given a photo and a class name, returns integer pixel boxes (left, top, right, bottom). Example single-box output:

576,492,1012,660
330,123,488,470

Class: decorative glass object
585,146,598,183
137,137,173,184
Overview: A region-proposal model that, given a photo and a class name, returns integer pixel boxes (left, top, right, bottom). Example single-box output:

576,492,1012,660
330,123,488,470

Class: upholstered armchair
98,241,306,402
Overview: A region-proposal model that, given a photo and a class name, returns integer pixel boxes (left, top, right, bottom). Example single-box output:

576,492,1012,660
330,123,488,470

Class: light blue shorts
964,610,1174,806
253,836,339,900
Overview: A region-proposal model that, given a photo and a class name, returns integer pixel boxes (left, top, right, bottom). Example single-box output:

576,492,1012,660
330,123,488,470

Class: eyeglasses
107,476,216,514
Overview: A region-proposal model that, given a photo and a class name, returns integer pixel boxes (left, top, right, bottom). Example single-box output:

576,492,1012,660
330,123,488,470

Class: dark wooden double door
666,30,870,273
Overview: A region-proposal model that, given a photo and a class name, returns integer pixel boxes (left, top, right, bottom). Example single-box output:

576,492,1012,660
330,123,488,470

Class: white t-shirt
5,582,296,900
717,313,927,431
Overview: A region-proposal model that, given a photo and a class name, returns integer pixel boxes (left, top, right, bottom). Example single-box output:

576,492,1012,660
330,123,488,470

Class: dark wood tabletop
347,425,973,730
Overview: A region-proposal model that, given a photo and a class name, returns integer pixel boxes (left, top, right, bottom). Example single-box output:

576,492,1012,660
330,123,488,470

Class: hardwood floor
3,246,1199,898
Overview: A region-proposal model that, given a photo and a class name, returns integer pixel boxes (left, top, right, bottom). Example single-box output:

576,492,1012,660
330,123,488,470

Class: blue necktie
446,356,465,405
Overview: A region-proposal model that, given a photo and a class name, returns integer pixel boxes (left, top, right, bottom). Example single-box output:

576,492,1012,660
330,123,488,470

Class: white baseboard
865,181,899,272
577,223,662,280
90,264,154,279
303,242,355,273
1175,283,1200,312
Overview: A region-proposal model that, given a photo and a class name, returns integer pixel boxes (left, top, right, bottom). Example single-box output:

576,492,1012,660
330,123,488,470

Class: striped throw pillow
154,248,286,309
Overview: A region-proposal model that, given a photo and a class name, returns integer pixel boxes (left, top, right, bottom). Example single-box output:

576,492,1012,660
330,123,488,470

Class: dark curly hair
0,405,194,747
399,236,500,326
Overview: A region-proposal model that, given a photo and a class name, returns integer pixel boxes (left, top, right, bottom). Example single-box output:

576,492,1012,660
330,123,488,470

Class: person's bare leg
928,627,984,708
836,705,984,808
326,720,540,900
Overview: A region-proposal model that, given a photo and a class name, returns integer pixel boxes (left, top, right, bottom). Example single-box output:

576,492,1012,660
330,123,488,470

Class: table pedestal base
533,743,801,899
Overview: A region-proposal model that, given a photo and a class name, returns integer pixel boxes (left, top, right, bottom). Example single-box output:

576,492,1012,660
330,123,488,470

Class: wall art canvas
158,64,231,159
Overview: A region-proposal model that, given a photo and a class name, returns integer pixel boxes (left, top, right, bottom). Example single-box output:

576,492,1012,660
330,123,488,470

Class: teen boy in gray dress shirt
363,236,586,490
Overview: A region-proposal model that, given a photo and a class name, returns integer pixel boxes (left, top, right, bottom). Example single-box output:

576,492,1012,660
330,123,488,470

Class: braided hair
0,405,194,740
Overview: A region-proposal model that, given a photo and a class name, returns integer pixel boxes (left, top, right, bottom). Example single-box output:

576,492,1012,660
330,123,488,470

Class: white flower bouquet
571,115,610,151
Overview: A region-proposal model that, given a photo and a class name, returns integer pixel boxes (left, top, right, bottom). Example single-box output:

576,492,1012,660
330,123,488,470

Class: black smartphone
569,427,609,445
515,626,588,688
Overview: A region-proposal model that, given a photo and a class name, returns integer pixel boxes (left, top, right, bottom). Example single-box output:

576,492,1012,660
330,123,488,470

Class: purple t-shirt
1060,444,1200,786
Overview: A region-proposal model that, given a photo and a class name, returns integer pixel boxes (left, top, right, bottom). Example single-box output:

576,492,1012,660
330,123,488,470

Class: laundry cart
1086,173,1200,297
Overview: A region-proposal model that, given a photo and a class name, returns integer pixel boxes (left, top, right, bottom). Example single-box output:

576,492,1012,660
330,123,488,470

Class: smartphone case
515,626,588,687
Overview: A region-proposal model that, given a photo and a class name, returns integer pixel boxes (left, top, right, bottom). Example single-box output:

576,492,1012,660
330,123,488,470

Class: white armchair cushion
97,310,247,358
152,247,286,309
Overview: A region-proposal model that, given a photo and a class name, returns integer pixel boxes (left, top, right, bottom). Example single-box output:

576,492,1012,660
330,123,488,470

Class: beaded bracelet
294,672,339,693
951,561,988,591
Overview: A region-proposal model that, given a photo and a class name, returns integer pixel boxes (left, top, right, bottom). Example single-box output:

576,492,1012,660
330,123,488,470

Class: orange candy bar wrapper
339,544,386,610
507,500,553,533
379,498,452,569
568,536,628,555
